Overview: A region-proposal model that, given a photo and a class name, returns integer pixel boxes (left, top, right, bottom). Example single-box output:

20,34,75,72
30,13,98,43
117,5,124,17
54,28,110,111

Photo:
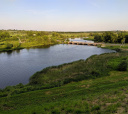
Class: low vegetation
0,51,128,113
0,30,91,52
1,30,128,52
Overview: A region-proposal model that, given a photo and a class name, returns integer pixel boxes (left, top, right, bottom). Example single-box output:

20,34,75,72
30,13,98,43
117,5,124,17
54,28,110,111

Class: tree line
94,32,128,43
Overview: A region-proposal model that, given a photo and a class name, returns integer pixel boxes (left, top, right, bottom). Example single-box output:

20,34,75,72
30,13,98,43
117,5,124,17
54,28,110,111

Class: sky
0,0,128,31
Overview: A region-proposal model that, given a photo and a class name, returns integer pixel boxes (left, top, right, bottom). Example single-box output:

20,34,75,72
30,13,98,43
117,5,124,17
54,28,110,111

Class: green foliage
29,52,128,90
125,35,128,43
0,43,4,45
117,60,127,71
118,32,125,43
94,34,103,42
103,32,118,43
27,31,35,37
0,30,71,52
0,31,10,40
5,42,13,49
91,105,100,111
52,32,60,37
36,31,48,36
107,57,128,71
1,30,127,53
94,31,128,43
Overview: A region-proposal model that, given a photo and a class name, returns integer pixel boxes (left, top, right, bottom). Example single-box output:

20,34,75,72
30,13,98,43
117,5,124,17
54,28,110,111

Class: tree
110,34,118,43
118,32,125,43
0,31,10,40
103,32,112,43
94,34,103,42
43,35,50,45
125,35,128,43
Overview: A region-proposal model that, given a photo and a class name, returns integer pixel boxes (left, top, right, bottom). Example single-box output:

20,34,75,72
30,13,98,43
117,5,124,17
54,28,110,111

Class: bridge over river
68,41,102,46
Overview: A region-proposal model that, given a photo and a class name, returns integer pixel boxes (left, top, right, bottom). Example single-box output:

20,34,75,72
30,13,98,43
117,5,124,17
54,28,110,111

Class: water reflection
6,51,13,56
15,49,20,54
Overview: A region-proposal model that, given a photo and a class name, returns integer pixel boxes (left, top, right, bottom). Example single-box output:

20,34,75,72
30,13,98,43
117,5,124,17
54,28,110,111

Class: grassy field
0,51,128,113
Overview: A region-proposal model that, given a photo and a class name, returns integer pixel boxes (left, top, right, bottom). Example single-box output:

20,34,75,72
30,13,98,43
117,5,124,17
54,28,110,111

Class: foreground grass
0,71,128,113
0,51,128,113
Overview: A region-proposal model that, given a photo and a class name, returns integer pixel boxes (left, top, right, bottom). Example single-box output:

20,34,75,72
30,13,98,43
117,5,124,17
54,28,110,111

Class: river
0,39,115,88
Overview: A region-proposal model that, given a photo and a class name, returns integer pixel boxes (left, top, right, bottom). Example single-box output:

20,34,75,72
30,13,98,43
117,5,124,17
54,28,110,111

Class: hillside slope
0,51,128,113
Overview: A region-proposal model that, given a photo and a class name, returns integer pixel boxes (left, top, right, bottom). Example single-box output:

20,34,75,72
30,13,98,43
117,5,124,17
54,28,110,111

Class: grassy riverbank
101,43,128,51
0,51,128,113
0,30,92,52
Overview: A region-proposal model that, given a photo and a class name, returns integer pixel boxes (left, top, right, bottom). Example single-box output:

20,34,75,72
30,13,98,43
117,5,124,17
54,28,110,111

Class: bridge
68,41,102,46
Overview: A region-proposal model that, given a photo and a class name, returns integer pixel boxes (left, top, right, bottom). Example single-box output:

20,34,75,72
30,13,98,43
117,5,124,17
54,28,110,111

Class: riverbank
0,30,92,53
99,43,128,52
0,51,128,113
0,41,63,52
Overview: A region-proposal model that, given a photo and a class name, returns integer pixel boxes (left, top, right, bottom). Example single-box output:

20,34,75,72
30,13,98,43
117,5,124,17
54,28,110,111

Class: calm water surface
0,43,115,88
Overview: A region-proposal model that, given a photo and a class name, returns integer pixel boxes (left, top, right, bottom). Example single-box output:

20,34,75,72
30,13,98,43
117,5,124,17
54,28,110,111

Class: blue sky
0,0,128,31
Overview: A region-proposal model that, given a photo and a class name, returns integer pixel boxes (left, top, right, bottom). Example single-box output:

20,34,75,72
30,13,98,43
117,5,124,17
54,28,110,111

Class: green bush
5,42,13,49
117,61,127,71
91,105,100,111
91,70,100,77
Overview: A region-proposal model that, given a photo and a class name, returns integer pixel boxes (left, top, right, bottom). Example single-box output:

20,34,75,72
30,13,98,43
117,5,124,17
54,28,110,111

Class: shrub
5,42,13,49
91,105,100,111
117,61,127,71
15,83,24,88
91,70,100,77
